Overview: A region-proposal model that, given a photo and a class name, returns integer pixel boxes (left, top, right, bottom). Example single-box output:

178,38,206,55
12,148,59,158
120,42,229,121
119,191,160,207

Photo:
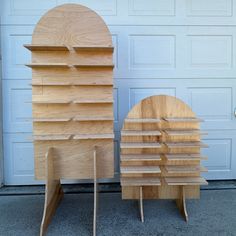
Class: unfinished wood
165,177,208,186
165,153,207,161
125,118,161,123
93,147,98,236
165,165,208,174
73,116,114,121
74,64,114,68
26,63,69,68
163,117,203,123
121,130,161,136
32,97,71,104
34,135,72,141
73,98,113,104
73,134,114,140
139,186,144,223
121,177,161,186
121,166,161,174
121,154,161,162
120,95,208,220
165,141,208,148
40,147,63,236
176,186,188,222
121,142,161,149
24,44,69,51
33,118,72,122
164,129,207,136
73,46,114,52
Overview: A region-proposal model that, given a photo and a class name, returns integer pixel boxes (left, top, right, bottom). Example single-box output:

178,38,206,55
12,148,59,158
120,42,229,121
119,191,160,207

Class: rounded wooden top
124,95,196,122
32,4,112,46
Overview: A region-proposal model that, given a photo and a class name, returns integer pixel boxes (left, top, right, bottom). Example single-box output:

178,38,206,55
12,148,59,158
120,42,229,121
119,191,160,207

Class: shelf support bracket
40,147,64,236
176,186,188,222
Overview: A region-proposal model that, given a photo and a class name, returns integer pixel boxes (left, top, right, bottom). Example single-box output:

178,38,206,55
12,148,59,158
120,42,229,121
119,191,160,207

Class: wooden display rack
25,4,114,236
120,95,208,222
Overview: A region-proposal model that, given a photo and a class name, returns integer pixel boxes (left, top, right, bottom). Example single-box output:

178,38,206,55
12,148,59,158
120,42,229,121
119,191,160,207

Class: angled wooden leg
40,147,64,236
93,147,98,236
176,186,188,222
139,186,144,223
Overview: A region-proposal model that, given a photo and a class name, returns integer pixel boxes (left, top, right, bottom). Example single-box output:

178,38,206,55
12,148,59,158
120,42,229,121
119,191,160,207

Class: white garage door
1,0,236,185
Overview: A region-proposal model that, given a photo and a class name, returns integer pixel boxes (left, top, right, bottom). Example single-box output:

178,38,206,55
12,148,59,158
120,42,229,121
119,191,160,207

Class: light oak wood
26,4,115,235
165,177,208,185
121,177,161,186
40,147,63,236
120,95,208,222
25,44,69,51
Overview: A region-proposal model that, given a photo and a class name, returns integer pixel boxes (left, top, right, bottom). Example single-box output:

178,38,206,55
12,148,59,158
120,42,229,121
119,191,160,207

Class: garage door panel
3,133,41,185
3,80,32,133
202,131,236,179
1,26,34,79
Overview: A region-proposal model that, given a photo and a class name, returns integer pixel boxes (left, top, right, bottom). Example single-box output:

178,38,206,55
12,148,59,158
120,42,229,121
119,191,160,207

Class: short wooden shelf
73,46,114,52
125,118,161,123
26,63,69,68
121,177,161,186
120,142,162,149
121,154,161,162
73,116,114,121
164,129,207,136
165,165,207,174
73,133,114,140
32,97,71,104
73,98,113,104
165,177,208,186
163,117,203,123
165,142,208,148
24,44,69,51
121,166,161,174
121,130,161,136
34,134,72,141
31,81,113,86
164,153,207,161
33,117,72,122
74,64,114,68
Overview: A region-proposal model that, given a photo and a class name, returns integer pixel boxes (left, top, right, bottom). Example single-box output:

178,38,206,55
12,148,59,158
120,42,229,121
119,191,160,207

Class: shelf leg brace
176,186,188,222
139,186,144,223
40,147,64,236
93,146,98,236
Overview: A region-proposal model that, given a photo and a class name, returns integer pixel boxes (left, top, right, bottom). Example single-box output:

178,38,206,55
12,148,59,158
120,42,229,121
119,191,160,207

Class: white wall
1,0,236,184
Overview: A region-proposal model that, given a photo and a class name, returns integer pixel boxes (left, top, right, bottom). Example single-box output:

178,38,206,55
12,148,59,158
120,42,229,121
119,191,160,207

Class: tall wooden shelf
120,95,208,223
25,4,114,236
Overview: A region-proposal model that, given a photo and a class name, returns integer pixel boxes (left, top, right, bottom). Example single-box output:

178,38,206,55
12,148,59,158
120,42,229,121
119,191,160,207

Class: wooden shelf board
74,64,114,68
121,130,161,136
24,44,69,51
73,133,114,140
26,63,69,68
34,134,71,141
73,46,114,52
164,129,208,136
121,177,161,186
73,99,113,104
163,117,203,122
165,165,207,173
125,118,161,123
33,117,71,122
73,116,114,121
165,142,208,148
31,82,113,86
121,154,161,161
121,166,161,174
32,98,71,104
120,142,162,149
165,153,208,161
165,177,208,186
